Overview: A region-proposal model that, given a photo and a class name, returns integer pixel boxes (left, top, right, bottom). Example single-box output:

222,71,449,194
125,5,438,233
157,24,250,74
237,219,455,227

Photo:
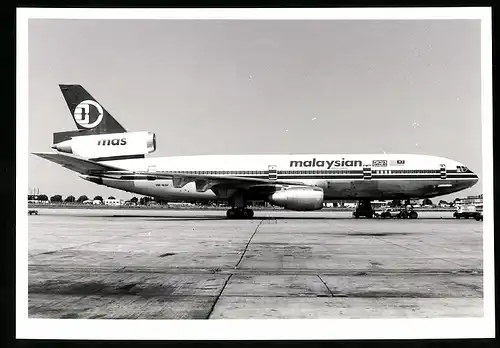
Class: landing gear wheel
226,208,254,219
241,208,254,219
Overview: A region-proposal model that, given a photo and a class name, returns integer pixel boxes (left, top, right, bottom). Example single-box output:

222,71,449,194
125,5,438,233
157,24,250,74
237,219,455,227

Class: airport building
457,195,483,206
104,199,124,206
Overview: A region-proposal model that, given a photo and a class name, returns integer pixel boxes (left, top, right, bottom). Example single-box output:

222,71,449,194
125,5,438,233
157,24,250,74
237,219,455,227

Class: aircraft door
440,164,447,179
268,165,277,181
363,166,372,180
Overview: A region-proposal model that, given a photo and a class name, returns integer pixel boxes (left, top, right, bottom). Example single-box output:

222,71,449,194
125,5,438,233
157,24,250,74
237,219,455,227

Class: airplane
33,85,479,219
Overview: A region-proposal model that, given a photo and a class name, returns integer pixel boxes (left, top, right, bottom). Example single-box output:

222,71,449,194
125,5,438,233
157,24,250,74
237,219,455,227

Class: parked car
28,209,38,215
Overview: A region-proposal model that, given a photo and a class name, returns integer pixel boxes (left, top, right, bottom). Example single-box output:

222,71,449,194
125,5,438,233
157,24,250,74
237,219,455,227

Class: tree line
28,194,470,207
28,194,140,204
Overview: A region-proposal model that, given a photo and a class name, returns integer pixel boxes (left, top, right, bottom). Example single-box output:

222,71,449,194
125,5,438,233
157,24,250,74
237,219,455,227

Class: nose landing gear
353,199,375,219
353,199,419,219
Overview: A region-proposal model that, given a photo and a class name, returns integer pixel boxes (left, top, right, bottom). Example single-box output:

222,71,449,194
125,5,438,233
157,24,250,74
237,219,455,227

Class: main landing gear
226,192,255,219
226,207,254,219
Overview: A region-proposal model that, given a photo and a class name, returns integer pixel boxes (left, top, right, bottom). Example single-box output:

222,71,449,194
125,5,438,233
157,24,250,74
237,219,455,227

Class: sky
28,18,483,202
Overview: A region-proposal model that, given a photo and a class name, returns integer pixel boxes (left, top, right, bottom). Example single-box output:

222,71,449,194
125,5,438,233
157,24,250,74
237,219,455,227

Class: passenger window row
164,170,364,175
388,170,439,174
168,170,267,175
161,169,441,175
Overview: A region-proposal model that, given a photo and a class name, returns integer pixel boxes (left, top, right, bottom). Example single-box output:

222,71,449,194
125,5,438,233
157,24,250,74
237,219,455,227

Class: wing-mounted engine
268,186,324,211
51,131,156,159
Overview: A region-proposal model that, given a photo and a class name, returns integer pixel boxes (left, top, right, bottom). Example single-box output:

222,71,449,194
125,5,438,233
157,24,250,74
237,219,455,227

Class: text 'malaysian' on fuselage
289,158,406,169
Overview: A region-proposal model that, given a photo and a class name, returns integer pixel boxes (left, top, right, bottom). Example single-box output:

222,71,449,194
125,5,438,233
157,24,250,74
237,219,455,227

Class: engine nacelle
268,187,324,211
52,131,156,159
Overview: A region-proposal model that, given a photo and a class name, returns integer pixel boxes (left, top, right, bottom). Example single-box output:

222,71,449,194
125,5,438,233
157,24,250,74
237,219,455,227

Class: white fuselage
87,153,478,202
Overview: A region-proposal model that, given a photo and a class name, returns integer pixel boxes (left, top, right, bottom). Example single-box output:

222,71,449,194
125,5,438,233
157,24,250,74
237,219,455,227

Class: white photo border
16,7,495,340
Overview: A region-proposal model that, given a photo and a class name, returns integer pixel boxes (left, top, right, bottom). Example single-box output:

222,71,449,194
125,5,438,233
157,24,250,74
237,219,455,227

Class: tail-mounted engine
52,131,156,159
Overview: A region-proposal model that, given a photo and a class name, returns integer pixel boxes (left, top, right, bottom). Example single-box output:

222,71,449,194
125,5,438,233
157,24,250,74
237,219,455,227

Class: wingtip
31,151,57,157
31,152,46,157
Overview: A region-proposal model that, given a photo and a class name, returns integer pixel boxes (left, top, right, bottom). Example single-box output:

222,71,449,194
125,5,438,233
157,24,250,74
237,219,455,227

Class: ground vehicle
475,204,483,220
28,210,38,215
379,208,397,219
453,204,481,219
378,206,418,219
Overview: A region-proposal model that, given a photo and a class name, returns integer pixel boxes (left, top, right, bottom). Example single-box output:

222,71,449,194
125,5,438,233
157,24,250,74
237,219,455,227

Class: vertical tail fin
59,84,127,134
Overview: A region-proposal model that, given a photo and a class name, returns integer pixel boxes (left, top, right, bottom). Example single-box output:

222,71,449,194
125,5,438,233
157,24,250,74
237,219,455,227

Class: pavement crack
31,231,148,256
206,274,232,319
375,237,465,267
317,274,335,297
235,219,263,268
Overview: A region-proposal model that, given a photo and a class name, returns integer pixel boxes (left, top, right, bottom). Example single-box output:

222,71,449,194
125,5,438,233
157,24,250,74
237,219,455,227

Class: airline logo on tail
74,100,104,129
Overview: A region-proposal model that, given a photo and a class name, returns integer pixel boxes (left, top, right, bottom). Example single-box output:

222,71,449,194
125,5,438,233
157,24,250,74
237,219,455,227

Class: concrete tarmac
28,208,483,319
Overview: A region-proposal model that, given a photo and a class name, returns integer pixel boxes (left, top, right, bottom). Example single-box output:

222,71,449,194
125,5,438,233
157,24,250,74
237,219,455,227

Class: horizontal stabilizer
32,152,122,175
53,130,88,144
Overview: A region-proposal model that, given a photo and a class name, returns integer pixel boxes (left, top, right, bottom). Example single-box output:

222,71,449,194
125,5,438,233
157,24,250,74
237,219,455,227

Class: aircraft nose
470,172,479,186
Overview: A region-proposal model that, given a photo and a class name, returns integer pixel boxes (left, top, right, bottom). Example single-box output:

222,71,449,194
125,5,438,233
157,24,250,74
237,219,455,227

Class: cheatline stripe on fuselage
99,172,477,181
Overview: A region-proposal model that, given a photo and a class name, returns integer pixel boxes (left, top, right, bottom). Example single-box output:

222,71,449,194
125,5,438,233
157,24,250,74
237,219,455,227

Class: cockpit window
456,166,471,173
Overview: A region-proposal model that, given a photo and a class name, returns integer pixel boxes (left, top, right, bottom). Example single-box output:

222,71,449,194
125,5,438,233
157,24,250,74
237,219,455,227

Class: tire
409,211,418,219
226,209,235,218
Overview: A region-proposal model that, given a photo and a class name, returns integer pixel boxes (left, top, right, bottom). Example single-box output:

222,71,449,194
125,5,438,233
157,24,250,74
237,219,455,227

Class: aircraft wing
101,170,307,192
32,152,123,175
33,152,308,192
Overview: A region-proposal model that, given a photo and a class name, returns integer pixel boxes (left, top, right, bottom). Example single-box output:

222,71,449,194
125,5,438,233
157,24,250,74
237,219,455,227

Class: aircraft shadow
41,213,461,221
100,215,457,221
